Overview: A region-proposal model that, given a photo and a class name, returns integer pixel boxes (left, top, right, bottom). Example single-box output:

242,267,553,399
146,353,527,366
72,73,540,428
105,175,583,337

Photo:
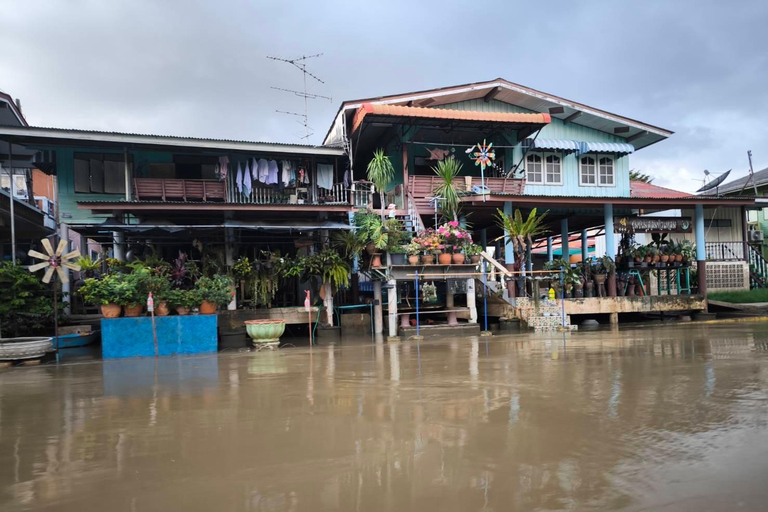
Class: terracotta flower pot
123,304,143,317
438,253,453,265
653,255,660,263
155,301,170,316
175,307,190,316
421,254,435,265
101,303,121,318
594,274,607,285
661,255,669,263
371,253,383,267
470,255,481,264
408,255,420,265
452,253,466,264
644,257,652,263
199,300,218,315
675,254,683,262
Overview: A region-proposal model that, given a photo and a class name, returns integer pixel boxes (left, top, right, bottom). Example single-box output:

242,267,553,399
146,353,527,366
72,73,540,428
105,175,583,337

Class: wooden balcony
408,175,525,211
133,178,226,202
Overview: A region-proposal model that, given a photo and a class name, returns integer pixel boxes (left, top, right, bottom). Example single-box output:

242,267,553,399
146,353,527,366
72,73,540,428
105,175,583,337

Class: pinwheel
28,238,81,283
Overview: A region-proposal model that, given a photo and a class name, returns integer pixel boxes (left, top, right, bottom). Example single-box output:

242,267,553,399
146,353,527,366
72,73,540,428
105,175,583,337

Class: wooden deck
408,175,525,211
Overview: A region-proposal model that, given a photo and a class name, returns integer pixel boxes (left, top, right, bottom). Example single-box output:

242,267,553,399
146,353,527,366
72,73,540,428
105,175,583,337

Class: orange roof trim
630,180,692,199
351,102,550,134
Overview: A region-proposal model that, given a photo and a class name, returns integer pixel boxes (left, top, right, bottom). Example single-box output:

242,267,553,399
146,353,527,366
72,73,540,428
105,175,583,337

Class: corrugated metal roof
0,125,344,156
703,167,768,195
77,200,350,206
630,181,692,198
351,103,550,134
579,141,635,155
524,138,580,152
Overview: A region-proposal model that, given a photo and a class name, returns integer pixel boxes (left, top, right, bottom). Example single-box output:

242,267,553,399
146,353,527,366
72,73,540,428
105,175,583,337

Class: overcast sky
1,0,766,192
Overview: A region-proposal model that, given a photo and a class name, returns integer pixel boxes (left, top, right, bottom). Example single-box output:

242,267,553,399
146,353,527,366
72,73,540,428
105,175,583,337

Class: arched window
526,154,543,184
545,155,562,184
599,157,615,186
580,156,596,185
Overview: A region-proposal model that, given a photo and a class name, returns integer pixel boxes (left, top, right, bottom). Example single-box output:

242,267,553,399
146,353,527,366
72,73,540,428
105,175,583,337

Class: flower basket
245,319,286,347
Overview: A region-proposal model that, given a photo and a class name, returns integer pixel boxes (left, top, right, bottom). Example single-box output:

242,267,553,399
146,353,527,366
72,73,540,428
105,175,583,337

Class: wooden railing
133,178,226,202
408,175,525,211
705,241,745,261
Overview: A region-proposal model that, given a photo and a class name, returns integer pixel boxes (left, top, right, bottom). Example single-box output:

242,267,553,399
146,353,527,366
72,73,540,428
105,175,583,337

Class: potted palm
196,275,233,314
367,149,395,219
495,207,549,296
432,157,462,222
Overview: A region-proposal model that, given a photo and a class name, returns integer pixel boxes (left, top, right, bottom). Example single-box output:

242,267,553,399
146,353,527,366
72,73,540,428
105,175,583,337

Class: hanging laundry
235,162,243,193
317,163,334,190
217,156,229,181
257,158,269,183
281,160,293,187
243,160,252,196
343,168,350,189
297,166,309,185
266,160,279,185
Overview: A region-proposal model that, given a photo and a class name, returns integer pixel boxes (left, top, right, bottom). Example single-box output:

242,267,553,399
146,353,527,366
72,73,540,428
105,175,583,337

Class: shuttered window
73,153,128,194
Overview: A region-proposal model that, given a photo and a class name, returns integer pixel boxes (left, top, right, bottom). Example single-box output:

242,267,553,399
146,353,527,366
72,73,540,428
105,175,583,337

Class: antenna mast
267,53,331,139
739,150,759,196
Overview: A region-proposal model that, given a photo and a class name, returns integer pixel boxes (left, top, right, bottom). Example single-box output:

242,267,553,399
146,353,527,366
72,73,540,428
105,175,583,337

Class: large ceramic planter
101,303,121,318
408,255,420,266
155,301,170,317
420,254,435,265
390,253,406,265
245,319,286,348
123,304,143,317
470,255,481,264
199,301,218,315
452,253,466,264
175,307,190,316
438,253,452,265
0,337,53,361
371,253,383,268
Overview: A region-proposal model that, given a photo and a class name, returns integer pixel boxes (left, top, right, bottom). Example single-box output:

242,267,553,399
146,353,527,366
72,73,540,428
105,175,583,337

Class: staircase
747,246,768,288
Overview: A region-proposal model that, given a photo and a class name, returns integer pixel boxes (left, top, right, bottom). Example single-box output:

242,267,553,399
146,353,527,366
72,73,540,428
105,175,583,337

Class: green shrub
195,275,233,307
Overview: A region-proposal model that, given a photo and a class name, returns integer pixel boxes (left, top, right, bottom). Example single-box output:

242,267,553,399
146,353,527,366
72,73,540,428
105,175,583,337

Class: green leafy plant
464,243,483,257
0,262,66,337
76,256,101,278
79,273,140,307
331,230,363,261
595,255,616,275
366,149,395,219
431,157,463,222
232,257,254,281
406,240,422,256
495,208,549,270
166,289,201,309
195,275,233,307
353,210,386,249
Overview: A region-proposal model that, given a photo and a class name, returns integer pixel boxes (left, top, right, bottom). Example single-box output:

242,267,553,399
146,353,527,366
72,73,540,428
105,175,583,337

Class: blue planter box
101,315,218,359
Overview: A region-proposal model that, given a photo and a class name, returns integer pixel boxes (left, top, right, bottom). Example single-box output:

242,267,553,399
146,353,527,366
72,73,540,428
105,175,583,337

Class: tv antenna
738,150,760,196
267,53,332,139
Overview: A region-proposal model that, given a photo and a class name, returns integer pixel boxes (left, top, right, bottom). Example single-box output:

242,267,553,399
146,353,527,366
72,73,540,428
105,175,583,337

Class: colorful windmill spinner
470,139,495,171
28,238,81,284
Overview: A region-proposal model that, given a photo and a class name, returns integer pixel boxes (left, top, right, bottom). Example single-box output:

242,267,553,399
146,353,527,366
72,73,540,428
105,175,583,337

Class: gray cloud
1,0,766,192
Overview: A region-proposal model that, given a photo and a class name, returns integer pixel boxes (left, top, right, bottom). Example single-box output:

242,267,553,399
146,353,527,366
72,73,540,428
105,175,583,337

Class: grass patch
708,288,768,303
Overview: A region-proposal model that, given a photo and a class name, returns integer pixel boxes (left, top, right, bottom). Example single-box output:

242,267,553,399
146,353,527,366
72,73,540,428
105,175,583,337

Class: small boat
54,330,101,349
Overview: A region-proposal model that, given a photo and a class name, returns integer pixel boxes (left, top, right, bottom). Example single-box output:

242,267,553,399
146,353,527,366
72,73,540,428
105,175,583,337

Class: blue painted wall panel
101,315,218,358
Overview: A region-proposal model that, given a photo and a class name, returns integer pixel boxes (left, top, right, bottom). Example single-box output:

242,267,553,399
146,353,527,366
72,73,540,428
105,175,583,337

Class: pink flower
449,221,459,228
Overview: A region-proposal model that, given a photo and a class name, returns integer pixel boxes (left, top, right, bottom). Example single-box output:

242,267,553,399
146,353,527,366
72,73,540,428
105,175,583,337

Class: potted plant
141,271,171,316
414,229,441,264
353,210,384,255
79,276,121,318
406,241,421,265
437,221,471,264
465,243,483,264
75,256,101,279
167,289,200,316
679,240,695,263
388,244,408,265
367,149,395,219
195,275,233,314
616,272,627,296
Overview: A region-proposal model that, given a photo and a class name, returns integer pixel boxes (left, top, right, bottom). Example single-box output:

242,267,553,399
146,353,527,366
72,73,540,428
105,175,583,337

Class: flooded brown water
2,323,768,511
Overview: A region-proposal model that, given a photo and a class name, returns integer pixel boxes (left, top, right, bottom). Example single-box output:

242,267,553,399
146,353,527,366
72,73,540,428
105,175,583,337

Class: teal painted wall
433,99,631,197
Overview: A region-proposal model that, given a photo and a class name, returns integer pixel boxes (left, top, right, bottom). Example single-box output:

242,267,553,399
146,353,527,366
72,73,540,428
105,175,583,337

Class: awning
351,103,551,134
523,138,580,152
579,142,635,155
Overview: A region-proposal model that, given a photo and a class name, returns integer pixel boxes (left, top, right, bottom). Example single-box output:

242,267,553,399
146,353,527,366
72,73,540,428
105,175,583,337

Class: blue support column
604,203,615,258
695,204,707,298
581,229,589,263
561,218,569,263
503,201,516,297
547,237,553,262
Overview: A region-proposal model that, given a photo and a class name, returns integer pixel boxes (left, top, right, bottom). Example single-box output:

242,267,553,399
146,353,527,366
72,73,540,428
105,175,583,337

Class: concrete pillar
387,279,398,338
467,278,477,324
561,218,569,263
503,201,516,298
581,229,589,263
609,312,619,325
547,237,553,262
604,203,615,258
373,281,383,334
323,282,334,326
113,231,126,261
446,284,458,326
695,204,707,298
225,228,236,311
60,223,71,315
480,228,488,252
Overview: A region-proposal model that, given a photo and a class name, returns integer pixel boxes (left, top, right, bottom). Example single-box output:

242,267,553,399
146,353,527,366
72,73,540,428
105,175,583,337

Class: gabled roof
324,78,673,150
704,167,768,196
630,180,692,199
0,90,28,127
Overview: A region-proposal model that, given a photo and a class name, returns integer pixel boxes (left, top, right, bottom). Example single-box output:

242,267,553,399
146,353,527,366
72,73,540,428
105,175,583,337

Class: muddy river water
1,323,768,511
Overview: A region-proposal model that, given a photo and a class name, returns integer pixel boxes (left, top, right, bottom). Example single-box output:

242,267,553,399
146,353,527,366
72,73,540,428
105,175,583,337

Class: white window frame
579,155,597,186
598,156,615,187
526,152,562,185
525,153,544,184
544,153,563,185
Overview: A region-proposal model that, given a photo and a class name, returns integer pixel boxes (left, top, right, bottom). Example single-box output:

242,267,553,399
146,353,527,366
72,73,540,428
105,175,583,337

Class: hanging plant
421,282,437,303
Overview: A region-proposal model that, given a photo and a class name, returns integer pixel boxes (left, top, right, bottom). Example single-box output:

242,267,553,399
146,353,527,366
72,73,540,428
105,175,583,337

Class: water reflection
0,324,767,510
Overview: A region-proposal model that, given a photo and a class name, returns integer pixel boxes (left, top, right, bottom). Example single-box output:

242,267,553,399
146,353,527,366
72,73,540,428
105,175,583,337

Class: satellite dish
696,169,731,193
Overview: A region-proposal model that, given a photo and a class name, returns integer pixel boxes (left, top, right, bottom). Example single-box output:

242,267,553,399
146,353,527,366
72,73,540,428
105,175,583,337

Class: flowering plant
421,282,437,303
437,221,472,252
413,229,443,255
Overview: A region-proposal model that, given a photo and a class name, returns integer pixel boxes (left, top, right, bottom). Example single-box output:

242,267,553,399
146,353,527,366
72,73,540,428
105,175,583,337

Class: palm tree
629,169,654,183
495,208,549,268
366,149,395,219
432,157,462,222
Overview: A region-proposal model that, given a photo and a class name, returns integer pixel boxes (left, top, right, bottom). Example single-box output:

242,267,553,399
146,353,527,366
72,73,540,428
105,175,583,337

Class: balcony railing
133,177,373,207
705,241,746,261
408,175,525,211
